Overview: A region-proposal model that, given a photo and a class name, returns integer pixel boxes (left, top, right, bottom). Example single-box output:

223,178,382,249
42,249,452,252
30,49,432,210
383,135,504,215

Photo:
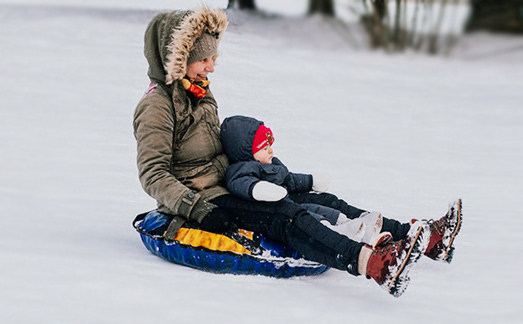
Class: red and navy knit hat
252,124,274,154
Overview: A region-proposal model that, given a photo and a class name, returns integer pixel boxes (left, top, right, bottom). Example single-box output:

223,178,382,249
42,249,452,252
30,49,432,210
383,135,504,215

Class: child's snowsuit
220,115,392,246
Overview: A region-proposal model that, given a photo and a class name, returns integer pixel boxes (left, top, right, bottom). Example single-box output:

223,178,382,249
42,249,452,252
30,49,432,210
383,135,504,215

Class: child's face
254,145,273,164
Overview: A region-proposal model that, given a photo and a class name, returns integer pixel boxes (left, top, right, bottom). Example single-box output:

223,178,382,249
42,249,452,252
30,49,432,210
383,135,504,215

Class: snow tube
133,210,329,278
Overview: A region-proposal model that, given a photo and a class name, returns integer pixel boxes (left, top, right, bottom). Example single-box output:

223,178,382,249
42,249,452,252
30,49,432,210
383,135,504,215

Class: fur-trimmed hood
143,6,228,85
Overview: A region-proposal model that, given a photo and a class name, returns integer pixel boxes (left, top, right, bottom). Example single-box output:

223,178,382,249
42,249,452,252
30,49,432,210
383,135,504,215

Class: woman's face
186,56,215,81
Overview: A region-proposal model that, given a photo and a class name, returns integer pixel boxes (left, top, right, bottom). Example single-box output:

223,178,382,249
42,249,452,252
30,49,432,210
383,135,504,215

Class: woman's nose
205,59,215,73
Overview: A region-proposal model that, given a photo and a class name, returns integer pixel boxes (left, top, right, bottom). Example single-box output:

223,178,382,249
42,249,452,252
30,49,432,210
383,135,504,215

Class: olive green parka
133,7,229,233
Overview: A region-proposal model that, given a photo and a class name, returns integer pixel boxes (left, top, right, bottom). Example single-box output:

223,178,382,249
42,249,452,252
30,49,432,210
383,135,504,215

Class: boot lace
374,241,402,256
426,217,450,236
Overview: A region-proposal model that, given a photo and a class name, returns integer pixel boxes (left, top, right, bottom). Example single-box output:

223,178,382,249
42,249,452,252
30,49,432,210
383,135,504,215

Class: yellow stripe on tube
174,228,251,255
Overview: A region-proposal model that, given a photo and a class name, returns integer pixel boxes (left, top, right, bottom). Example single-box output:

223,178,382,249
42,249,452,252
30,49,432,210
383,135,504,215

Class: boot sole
388,223,429,297
443,199,462,263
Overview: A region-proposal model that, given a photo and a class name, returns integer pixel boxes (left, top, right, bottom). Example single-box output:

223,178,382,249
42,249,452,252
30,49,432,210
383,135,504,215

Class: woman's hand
199,208,236,233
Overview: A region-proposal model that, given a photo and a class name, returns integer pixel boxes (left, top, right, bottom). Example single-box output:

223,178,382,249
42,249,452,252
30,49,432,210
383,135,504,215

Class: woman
133,6,462,298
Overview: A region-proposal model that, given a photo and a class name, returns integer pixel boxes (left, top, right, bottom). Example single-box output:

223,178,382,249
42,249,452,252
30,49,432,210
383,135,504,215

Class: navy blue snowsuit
213,116,410,275
222,115,341,224
226,156,311,201
220,115,311,198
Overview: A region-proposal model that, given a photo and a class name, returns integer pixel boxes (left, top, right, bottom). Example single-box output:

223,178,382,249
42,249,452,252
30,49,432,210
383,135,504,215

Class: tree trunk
466,0,523,34
228,0,257,10
374,0,387,20
392,0,402,47
308,0,335,16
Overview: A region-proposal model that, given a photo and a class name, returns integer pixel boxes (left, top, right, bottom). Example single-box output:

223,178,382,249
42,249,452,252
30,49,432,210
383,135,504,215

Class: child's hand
312,174,330,193
252,181,288,202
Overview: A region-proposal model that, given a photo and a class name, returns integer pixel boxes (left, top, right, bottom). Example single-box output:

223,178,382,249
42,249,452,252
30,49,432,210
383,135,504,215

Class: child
220,115,392,248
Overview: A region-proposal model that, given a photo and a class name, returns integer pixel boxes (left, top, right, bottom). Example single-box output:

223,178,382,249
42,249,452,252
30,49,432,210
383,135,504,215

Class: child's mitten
252,181,288,201
312,174,330,192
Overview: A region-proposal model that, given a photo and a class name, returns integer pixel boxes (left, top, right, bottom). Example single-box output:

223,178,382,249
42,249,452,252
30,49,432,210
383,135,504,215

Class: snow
1,1,522,323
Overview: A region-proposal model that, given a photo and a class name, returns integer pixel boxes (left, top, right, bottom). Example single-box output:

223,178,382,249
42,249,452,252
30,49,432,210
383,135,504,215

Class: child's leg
287,192,365,219
301,203,340,225
307,210,329,223
358,211,383,242
381,217,411,241
323,217,367,242
299,202,387,245
289,192,412,241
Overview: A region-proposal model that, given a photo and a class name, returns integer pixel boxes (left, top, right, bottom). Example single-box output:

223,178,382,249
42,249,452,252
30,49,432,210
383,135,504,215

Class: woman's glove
199,208,236,233
188,198,218,223
311,174,330,193
252,181,288,202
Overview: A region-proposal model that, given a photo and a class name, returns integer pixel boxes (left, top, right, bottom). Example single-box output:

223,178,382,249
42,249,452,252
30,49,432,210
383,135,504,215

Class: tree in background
225,0,475,56
308,0,336,16
228,0,336,16
228,0,257,10
360,0,388,48
466,0,523,34
358,0,464,55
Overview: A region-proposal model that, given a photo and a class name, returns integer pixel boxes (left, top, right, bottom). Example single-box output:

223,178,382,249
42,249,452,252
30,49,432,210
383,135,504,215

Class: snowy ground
1,2,522,324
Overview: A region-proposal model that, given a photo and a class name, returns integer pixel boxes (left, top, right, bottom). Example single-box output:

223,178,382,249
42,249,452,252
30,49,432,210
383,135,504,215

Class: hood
220,116,264,163
143,6,228,85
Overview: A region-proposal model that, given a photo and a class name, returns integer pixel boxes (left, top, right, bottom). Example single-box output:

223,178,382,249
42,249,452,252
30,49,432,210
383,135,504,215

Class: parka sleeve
225,162,260,201
272,158,313,193
133,95,210,220
284,172,313,193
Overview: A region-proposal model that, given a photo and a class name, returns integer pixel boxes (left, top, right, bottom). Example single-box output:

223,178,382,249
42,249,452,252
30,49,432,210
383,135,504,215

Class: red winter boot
412,199,462,263
358,221,429,298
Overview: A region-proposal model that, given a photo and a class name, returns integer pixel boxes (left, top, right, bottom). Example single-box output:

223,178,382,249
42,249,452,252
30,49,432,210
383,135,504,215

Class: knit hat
252,124,274,154
187,32,218,64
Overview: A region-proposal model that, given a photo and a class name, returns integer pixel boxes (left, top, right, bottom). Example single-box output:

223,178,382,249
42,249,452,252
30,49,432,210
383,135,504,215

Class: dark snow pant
211,193,368,275
287,192,411,241
302,203,341,225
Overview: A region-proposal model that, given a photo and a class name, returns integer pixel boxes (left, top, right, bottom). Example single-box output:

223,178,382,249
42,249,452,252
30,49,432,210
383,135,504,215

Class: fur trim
164,6,228,84
358,245,373,276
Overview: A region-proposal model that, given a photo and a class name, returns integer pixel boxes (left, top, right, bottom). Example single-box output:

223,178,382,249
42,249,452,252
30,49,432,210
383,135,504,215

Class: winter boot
359,211,393,248
412,199,462,263
357,221,430,298
369,232,393,249
324,211,392,247
322,217,367,242
333,211,393,247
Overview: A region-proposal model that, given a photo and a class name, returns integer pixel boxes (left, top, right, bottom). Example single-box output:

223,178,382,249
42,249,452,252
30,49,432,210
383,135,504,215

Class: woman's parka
133,7,229,224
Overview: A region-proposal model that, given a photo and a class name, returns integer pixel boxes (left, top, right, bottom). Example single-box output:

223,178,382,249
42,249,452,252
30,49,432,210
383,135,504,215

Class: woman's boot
413,199,462,263
357,221,429,297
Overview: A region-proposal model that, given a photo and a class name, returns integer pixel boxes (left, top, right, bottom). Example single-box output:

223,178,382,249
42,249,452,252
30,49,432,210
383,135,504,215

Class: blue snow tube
133,210,329,278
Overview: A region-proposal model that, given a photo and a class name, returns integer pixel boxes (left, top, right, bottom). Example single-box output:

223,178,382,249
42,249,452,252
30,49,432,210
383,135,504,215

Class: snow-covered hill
1,2,522,324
